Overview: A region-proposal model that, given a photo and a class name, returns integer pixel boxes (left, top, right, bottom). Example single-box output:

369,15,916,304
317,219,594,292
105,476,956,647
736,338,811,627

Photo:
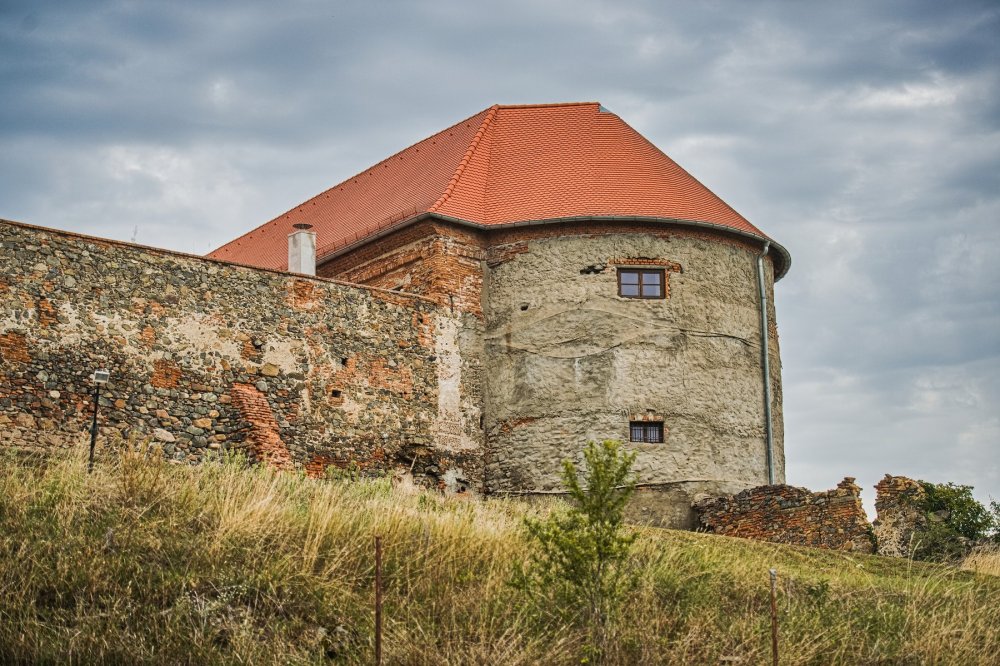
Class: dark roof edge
317,213,792,281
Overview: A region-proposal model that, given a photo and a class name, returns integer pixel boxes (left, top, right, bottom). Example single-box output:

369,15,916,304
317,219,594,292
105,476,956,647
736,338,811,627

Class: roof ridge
481,107,500,223
427,105,499,214
331,106,494,189
495,101,599,109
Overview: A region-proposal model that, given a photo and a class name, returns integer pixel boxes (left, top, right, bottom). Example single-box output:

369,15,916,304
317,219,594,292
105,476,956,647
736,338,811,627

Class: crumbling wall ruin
0,220,482,491
694,474,956,557
694,478,875,553
872,474,929,558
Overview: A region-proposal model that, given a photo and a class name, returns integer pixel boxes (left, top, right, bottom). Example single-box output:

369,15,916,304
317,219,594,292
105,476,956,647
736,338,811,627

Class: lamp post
88,369,109,473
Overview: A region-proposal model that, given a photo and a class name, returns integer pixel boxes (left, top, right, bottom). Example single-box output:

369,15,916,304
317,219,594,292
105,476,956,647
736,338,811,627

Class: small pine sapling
514,440,638,661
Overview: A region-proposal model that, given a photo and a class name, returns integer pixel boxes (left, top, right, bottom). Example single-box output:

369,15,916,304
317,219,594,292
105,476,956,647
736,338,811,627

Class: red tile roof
209,102,788,277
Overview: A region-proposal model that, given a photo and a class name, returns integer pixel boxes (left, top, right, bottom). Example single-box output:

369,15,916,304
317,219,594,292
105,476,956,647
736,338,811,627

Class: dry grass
962,545,1000,577
1,447,998,665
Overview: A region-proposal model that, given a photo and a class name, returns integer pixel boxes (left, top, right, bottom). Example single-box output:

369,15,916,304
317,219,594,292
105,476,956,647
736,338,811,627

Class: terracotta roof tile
209,102,787,275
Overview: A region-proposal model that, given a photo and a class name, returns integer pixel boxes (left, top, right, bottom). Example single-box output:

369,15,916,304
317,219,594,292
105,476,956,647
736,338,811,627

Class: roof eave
316,213,791,281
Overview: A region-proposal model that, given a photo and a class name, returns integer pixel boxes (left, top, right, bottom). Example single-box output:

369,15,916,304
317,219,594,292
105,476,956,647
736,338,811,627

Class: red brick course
150,359,182,389
0,332,30,364
319,220,487,317
229,383,293,470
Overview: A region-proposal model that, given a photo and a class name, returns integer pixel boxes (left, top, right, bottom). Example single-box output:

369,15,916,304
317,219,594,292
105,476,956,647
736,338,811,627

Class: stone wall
872,475,929,557
319,220,486,464
694,479,875,553
3,215,789,528
693,475,957,557
0,220,481,491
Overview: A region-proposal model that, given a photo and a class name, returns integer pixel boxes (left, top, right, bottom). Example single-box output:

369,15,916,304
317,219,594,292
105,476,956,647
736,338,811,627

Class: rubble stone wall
872,474,929,558
0,220,481,491
318,220,487,479
694,478,875,553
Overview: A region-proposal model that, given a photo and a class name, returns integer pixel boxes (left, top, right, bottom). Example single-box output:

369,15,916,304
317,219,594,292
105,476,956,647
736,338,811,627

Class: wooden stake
769,568,779,666
375,536,383,666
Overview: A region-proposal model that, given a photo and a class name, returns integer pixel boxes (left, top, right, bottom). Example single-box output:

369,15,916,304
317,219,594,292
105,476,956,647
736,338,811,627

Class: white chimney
287,223,316,276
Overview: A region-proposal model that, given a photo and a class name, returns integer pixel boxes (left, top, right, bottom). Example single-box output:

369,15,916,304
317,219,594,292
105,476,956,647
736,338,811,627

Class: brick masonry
694,478,876,553
693,475,951,556
319,220,487,318
228,382,293,470
0,220,482,491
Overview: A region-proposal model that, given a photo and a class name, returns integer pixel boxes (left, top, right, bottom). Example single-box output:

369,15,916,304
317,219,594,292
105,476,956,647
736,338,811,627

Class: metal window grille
630,423,644,441
629,421,664,443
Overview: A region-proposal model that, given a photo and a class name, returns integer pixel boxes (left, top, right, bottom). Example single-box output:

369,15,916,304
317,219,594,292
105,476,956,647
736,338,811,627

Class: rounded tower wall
483,229,783,521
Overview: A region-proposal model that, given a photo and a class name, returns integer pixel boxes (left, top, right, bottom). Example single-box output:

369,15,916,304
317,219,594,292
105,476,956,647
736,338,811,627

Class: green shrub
514,440,638,662
992,501,1000,544
913,481,999,561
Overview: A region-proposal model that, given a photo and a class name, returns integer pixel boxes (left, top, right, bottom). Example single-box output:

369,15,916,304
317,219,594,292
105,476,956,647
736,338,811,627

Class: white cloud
851,79,962,110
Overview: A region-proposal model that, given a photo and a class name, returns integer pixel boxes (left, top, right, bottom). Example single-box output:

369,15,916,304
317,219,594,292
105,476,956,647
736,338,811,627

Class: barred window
630,421,664,443
618,269,664,299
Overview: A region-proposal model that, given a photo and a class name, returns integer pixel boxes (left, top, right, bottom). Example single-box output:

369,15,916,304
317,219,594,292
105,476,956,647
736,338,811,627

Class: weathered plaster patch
168,317,243,361
433,315,475,451
260,337,300,374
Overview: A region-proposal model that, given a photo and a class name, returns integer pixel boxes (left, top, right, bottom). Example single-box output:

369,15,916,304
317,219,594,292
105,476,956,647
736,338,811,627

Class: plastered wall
0,220,482,491
482,230,783,515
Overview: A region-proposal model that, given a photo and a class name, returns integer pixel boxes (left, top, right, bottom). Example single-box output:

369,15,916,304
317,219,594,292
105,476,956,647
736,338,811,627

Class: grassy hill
1,448,998,665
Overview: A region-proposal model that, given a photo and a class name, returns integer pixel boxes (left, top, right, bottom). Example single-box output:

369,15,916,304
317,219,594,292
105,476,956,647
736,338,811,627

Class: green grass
1,448,998,665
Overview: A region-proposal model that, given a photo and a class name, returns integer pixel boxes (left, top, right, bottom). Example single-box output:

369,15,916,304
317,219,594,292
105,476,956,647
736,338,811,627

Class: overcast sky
2,0,997,511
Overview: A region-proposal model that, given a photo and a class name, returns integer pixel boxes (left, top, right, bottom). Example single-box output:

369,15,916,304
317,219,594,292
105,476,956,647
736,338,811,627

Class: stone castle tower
210,102,790,525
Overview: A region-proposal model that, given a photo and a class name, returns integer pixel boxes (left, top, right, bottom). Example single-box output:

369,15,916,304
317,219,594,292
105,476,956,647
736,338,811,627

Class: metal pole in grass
375,535,383,666
769,568,779,666
88,369,110,473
